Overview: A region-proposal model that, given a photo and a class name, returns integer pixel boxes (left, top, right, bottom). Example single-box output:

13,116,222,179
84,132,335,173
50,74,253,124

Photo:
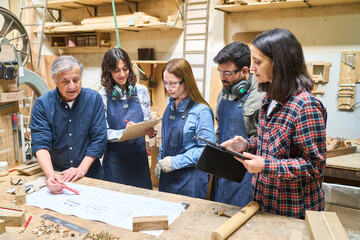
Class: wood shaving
32,220,80,238
83,231,121,240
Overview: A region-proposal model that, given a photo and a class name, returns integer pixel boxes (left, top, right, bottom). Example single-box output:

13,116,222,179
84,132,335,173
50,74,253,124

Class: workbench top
327,153,360,171
0,171,313,239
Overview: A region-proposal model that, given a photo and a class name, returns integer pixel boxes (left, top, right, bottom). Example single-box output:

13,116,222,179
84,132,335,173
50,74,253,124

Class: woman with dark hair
99,48,156,189
155,58,215,199
222,28,327,219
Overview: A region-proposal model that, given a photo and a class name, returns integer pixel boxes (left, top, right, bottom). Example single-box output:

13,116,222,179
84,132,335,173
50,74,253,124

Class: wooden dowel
211,201,259,240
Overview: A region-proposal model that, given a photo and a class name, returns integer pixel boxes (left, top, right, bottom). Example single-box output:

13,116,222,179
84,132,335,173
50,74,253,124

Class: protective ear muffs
230,80,250,98
112,85,124,98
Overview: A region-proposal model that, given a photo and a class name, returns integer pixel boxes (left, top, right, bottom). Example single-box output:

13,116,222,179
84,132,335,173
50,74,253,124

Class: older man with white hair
31,55,106,194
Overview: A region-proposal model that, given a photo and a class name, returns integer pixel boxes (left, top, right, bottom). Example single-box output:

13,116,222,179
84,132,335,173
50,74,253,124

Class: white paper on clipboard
118,118,162,142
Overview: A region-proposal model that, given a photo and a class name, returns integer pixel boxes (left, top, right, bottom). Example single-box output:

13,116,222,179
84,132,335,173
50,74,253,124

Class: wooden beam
305,210,349,240
133,215,168,231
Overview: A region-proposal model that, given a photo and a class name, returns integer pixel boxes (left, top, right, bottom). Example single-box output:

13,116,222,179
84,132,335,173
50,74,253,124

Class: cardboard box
0,91,23,103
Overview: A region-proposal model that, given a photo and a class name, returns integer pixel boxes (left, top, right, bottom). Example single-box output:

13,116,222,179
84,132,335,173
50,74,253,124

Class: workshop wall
209,3,360,139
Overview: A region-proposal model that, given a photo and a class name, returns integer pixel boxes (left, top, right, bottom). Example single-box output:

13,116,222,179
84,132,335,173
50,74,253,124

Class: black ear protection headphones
223,78,252,98
112,85,135,99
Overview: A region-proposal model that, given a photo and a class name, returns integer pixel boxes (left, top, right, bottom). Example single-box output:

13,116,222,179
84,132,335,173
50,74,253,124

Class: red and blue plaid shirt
247,89,327,219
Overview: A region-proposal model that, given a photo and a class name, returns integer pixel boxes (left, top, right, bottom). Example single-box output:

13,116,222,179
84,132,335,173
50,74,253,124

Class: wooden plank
0,210,25,227
133,215,168,231
327,146,357,158
326,153,360,171
305,211,349,240
15,163,43,175
326,205,360,232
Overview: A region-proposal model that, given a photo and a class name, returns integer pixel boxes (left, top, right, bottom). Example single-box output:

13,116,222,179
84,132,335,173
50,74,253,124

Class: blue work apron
214,93,253,207
159,100,208,199
102,89,152,189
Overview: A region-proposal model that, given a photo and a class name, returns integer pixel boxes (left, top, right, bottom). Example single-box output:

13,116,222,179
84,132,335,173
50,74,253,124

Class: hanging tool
11,113,18,162
149,63,157,88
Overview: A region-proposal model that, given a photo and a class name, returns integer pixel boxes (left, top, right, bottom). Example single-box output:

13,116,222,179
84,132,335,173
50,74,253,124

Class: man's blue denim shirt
31,87,107,179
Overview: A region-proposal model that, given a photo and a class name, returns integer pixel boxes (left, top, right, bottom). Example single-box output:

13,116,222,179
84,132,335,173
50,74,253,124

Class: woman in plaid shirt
222,28,327,219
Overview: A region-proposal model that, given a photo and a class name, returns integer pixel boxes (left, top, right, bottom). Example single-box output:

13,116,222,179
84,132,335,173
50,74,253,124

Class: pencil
124,120,129,123
61,183,79,195
19,216,32,233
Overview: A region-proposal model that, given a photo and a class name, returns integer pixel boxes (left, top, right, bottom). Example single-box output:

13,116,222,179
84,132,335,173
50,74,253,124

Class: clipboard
195,136,249,183
118,118,162,142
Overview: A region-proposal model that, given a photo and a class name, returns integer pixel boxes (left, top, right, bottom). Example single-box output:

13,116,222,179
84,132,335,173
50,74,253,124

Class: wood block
15,185,25,196
15,195,26,205
0,219,5,234
133,215,168,232
327,146,357,158
305,210,349,240
0,210,25,227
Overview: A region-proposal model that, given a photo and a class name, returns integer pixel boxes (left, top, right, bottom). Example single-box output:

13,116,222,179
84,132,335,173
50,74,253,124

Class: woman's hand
235,152,264,173
221,136,248,152
125,121,135,129
145,127,157,138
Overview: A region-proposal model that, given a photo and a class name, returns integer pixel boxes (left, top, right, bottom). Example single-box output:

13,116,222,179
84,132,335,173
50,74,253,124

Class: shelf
133,60,168,64
44,22,182,34
215,0,360,13
38,0,151,10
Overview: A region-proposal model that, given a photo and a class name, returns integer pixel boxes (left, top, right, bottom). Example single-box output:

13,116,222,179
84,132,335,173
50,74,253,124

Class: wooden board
305,210,349,240
15,163,43,175
326,153,360,171
133,215,168,231
326,205,360,232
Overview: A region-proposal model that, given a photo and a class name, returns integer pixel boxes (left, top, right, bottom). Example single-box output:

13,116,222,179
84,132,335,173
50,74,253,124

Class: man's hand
235,152,264,173
61,167,85,182
221,136,248,152
46,173,63,194
145,127,157,138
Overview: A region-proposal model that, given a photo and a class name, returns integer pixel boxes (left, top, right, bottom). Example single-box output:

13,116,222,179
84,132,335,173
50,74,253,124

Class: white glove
154,162,161,178
159,156,173,173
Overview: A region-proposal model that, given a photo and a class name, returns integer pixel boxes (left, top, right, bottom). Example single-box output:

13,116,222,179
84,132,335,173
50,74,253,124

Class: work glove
154,156,173,178
159,156,173,173
154,162,161,178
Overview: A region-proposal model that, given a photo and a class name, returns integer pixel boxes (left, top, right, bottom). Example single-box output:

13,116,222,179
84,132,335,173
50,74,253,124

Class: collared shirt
99,84,151,142
247,89,327,219
215,74,264,141
31,88,107,175
158,97,215,170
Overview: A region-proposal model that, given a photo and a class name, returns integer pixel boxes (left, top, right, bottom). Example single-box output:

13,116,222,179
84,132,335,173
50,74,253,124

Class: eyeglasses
163,79,184,89
217,68,241,77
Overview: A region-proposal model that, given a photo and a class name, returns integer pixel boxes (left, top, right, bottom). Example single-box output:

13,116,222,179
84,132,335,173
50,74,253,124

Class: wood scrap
0,209,25,227
327,146,357,158
15,185,26,205
133,215,168,232
305,210,349,240
15,163,42,176
32,220,78,238
0,219,5,234
83,231,121,240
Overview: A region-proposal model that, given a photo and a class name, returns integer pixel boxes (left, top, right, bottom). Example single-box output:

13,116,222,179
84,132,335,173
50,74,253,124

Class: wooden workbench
325,152,360,187
0,170,353,240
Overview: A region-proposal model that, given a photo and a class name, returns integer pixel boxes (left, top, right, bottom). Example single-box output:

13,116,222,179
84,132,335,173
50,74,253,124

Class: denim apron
103,88,152,189
214,93,253,206
159,99,208,199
